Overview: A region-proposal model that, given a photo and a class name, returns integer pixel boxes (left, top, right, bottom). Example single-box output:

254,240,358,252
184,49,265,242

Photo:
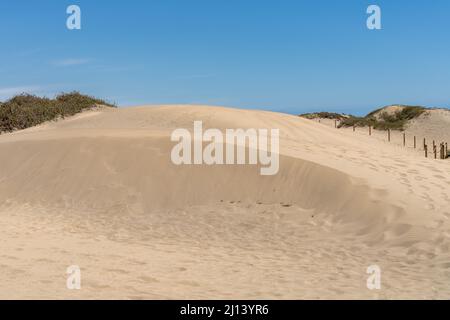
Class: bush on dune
0,92,116,133
337,116,377,129
299,112,348,120
338,106,426,131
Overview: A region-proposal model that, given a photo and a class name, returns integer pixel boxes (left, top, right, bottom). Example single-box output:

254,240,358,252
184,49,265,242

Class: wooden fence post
353,125,355,132
446,143,448,158
403,132,406,147
414,136,416,149
434,145,437,159
334,120,337,128
388,129,391,142
425,144,428,158
369,125,372,136
423,138,426,149
441,143,445,159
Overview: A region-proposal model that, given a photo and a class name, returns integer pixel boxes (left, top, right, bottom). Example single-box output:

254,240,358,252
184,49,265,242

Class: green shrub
0,92,116,133
299,112,347,120
338,116,376,128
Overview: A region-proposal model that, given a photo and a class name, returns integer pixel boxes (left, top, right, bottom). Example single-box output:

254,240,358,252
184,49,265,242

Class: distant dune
1,105,449,299
302,105,450,156
369,105,450,143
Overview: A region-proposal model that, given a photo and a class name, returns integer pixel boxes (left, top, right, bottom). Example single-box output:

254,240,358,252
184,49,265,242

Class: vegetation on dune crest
0,92,116,133
338,106,426,130
300,105,427,131
365,105,426,118
299,112,348,120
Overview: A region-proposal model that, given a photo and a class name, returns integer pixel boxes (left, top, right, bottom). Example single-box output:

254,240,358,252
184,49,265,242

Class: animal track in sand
399,177,411,187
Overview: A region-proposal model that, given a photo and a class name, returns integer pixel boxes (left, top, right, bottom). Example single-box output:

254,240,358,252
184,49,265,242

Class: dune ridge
0,105,449,299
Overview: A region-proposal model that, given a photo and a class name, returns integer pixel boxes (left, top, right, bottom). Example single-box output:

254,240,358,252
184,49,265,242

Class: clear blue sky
1,0,449,115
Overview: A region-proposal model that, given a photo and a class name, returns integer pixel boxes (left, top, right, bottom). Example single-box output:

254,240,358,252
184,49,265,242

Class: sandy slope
407,109,450,145
0,105,449,299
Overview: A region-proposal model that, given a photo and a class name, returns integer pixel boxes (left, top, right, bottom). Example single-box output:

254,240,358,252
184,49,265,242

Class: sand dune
0,105,449,299
407,108,450,145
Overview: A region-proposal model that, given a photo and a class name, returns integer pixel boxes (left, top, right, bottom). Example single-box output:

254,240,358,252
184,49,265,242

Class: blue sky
1,0,449,115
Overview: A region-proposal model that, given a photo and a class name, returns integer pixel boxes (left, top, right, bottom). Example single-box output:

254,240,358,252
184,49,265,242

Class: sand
0,105,449,299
